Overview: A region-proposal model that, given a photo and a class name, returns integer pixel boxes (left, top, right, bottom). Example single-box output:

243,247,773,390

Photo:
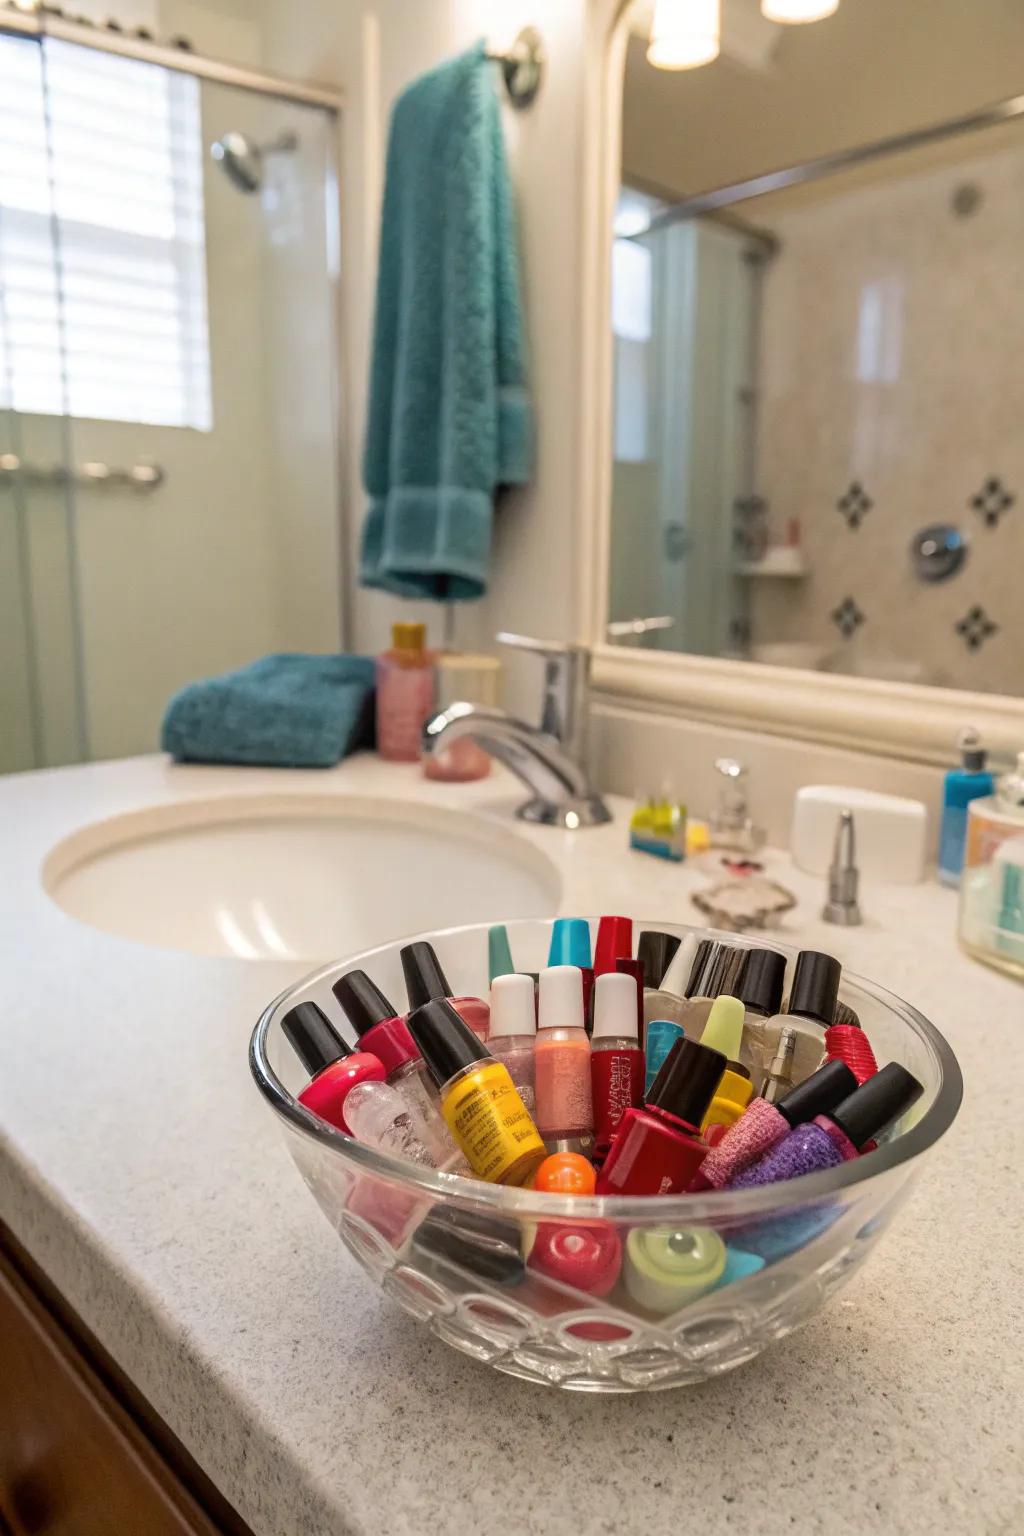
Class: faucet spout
423,702,612,829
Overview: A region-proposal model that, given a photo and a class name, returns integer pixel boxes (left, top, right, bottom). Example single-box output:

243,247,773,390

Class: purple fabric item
730,1121,842,1189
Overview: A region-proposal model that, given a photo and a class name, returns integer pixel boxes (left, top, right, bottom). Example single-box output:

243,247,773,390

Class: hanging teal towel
161,654,375,768
360,41,532,602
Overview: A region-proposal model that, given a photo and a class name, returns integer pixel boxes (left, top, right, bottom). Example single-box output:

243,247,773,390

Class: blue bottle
938,728,994,887
644,1018,686,1097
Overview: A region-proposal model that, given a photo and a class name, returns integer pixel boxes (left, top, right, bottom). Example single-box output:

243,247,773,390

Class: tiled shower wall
748,134,1024,696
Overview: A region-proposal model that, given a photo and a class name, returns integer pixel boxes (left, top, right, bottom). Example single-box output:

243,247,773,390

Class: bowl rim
249,918,964,1222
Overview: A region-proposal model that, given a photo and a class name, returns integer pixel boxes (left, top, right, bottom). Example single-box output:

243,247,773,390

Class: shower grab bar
0,454,165,492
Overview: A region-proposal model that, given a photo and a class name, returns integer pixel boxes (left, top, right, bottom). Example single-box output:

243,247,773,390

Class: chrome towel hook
486,26,544,109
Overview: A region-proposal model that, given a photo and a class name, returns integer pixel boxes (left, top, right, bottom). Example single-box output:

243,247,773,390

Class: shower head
210,130,298,193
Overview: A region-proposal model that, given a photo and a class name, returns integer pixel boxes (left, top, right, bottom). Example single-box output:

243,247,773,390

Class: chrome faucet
422,632,612,828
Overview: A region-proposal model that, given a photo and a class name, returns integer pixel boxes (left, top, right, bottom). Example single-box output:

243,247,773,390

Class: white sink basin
43,793,561,961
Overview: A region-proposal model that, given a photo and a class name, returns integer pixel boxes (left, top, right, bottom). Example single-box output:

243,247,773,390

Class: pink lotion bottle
376,622,436,762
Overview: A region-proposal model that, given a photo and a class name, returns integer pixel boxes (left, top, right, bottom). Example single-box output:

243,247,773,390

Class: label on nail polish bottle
442,1061,546,1186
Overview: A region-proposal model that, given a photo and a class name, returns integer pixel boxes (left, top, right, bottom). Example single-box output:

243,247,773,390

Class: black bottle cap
332,970,398,1035
829,1062,923,1149
683,938,716,996
401,940,453,1010
411,1206,525,1287
739,948,786,1018
406,997,488,1088
281,1001,348,1078
637,930,681,990
788,951,842,1027
776,1059,857,1128
647,1037,728,1129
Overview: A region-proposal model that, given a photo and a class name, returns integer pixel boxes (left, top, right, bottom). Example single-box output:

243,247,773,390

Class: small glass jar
422,654,502,783
958,792,1024,980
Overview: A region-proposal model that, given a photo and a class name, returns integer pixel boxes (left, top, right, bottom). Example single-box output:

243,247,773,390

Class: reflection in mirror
609,0,1024,696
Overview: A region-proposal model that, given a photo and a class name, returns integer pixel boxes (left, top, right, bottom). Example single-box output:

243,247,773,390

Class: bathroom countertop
1,754,1020,1536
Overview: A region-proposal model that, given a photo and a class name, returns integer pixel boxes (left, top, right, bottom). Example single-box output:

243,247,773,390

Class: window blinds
0,35,212,430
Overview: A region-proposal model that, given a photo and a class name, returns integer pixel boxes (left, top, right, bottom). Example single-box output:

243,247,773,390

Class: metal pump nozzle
822,809,863,926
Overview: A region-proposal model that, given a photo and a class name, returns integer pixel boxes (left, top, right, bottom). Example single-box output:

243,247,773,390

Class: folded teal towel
161,654,375,768
360,41,532,602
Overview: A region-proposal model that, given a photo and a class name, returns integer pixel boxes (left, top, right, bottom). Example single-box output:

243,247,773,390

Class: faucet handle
495,633,589,755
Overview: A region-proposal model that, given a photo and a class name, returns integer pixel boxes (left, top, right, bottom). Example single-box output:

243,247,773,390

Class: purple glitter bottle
730,1063,923,1190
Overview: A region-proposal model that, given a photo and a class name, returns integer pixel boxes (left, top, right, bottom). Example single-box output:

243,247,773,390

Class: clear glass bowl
249,920,962,1393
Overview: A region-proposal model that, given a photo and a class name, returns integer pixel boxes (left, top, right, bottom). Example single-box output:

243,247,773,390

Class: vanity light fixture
761,0,839,22
647,0,720,70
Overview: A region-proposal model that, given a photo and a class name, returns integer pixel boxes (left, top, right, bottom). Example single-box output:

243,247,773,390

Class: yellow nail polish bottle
406,998,546,1186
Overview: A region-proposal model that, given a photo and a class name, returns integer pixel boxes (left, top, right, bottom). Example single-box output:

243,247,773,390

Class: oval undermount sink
43,794,561,961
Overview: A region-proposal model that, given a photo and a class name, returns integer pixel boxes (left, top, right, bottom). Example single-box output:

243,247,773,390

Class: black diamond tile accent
955,605,998,651
837,481,873,529
969,476,1014,527
831,596,865,639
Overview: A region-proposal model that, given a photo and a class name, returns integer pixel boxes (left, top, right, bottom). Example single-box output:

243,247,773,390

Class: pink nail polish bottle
400,940,490,1041
534,966,595,1156
691,1058,857,1190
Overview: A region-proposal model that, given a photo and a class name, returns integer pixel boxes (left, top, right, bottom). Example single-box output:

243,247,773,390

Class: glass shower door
0,27,87,772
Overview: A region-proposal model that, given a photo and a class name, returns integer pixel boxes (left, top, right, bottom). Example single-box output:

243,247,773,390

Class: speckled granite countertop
1,754,1020,1536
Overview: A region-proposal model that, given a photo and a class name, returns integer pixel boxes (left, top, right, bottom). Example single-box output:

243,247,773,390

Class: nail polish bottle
547,917,592,968
328,1076,455,1166
534,966,596,1155
623,1227,727,1314
532,1152,597,1195
332,969,448,1135
590,972,645,1159
761,1026,797,1104
412,1205,526,1287
644,1017,686,1097
730,1062,923,1189
488,924,516,983
406,998,546,1185
636,929,682,991
593,915,633,976
748,950,841,1089
684,943,749,1035
488,972,538,1112
595,1037,727,1197
824,1000,879,1085
281,1002,386,1133
698,994,754,1133
526,1222,622,1297
401,939,490,1041
736,947,787,1077
641,932,705,1031
547,919,594,1028
691,1058,857,1190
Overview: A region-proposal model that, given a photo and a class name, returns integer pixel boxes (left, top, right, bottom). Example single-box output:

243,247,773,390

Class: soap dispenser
708,758,765,854
938,727,994,887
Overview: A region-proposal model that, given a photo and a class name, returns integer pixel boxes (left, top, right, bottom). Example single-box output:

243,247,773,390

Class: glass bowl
249,920,962,1392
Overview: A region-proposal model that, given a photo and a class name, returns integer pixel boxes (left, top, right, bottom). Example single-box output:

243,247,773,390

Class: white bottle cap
592,971,638,1041
489,973,537,1039
538,965,585,1032
659,931,700,997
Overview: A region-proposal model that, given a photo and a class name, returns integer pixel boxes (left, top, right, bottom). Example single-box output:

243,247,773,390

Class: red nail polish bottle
591,972,644,1160
593,915,634,976
281,1002,385,1133
595,1037,727,1197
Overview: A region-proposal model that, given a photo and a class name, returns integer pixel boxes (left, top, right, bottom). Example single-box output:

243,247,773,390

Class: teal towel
161,654,375,768
360,41,532,602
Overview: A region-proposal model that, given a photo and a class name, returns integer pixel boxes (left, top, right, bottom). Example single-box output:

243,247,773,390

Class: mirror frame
579,0,1024,766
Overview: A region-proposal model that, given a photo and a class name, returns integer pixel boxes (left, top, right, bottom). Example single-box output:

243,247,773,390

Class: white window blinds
0,34,212,430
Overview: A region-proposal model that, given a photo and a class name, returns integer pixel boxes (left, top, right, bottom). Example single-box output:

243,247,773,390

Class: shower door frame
0,6,352,689
580,0,1024,768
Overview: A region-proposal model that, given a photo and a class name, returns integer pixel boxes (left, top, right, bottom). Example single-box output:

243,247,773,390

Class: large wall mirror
594,0,1024,761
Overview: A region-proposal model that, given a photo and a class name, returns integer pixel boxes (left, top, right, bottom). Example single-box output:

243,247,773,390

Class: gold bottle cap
392,621,426,654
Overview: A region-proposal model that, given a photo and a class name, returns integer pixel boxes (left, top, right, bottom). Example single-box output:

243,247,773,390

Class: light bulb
647,0,720,70
761,0,839,22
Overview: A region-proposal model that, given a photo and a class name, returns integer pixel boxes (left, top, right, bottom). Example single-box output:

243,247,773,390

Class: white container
791,786,928,885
